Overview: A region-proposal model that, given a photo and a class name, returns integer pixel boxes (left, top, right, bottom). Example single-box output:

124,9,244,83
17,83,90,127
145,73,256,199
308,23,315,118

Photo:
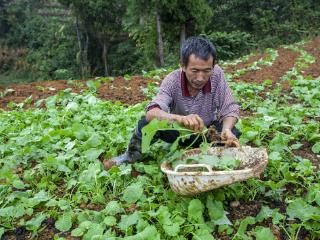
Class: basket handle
174,164,213,173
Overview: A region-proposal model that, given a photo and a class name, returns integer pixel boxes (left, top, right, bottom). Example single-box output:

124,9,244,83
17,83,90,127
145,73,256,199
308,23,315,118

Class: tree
125,0,212,68
59,0,124,76
159,0,213,48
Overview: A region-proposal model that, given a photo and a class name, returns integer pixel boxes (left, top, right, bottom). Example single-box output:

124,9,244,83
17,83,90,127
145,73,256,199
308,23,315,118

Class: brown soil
224,52,267,74
302,37,320,78
228,200,262,222
2,217,80,240
0,76,156,110
293,142,320,170
232,48,300,89
214,200,285,240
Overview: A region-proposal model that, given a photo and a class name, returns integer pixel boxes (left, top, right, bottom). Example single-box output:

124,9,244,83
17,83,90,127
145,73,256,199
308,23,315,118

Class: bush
4,14,79,81
54,69,73,80
203,31,255,61
0,47,28,73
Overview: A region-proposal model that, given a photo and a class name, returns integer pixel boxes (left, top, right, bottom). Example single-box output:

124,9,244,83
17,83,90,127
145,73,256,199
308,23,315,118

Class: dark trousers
135,116,241,148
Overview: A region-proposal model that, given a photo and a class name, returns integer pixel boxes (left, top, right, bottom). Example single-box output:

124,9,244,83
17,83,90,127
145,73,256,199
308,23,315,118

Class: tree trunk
139,15,144,25
102,34,109,76
180,23,186,48
75,17,83,77
83,30,89,77
156,12,164,67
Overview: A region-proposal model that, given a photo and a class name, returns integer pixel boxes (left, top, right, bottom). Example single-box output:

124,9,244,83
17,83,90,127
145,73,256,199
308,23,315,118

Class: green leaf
291,143,303,150
188,199,204,223
272,212,285,225
118,211,140,231
124,74,132,81
186,153,240,170
32,190,51,203
122,183,144,203
103,216,117,226
213,212,232,225
269,151,281,161
85,134,102,148
78,221,92,230
141,119,169,153
124,225,160,240
55,211,73,232
25,213,47,231
193,227,215,240
156,206,171,225
71,227,84,237
246,130,259,140
154,206,182,236
206,195,224,220
256,206,284,225
12,179,25,189
0,227,4,239
163,223,180,237
312,142,320,153
0,206,26,218
256,206,274,222
104,201,124,215
83,148,104,161
287,198,320,221
236,216,256,236
86,80,101,91
66,101,79,111
253,226,275,240
72,123,86,140
83,223,104,240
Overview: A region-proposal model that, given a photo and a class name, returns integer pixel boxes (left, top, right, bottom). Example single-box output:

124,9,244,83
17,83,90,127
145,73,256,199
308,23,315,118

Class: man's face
181,54,214,90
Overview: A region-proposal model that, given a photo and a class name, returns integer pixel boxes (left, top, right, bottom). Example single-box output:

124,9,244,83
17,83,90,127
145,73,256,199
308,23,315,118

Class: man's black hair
180,36,217,66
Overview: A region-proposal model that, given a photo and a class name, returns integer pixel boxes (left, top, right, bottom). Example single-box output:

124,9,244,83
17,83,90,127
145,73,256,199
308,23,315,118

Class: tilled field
0,37,319,240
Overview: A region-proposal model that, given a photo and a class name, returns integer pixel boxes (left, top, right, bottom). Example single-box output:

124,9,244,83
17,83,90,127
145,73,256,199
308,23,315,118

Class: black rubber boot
104,133,142,169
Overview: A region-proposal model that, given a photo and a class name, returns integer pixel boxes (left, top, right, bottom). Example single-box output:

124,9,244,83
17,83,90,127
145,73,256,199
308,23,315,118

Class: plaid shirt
146,65,240,126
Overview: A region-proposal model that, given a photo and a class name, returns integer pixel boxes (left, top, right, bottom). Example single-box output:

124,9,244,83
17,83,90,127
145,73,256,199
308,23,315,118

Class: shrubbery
204,31,255,61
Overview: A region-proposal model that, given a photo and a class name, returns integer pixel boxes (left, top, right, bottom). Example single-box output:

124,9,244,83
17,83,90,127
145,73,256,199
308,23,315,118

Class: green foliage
21,15,79,80
0,1,79,81
204,31,255,60
186,154,241,170
207,0,320,48
55,211,73,232
122,183,144,204
124,0,212,70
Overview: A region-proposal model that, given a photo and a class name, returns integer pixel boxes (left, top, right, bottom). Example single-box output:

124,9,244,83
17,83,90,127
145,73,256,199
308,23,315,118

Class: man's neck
187,84,200,97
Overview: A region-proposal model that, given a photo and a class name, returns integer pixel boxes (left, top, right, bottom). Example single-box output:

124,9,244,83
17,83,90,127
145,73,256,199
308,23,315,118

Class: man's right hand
176,114,204,132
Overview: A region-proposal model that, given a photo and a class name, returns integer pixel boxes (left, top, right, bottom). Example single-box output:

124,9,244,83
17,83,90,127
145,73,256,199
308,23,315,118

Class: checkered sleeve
145,72,176,113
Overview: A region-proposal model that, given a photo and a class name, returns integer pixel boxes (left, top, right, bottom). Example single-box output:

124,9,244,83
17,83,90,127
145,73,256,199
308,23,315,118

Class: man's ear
179,60,186,72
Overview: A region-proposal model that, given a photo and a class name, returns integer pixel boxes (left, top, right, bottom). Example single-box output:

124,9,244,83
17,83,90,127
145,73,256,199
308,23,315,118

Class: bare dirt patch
224,52,267,74
232,48,300,87
0,76,155,110
302,36,320,78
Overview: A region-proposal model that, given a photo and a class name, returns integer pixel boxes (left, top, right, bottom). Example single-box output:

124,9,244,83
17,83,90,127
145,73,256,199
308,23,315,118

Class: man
104,36,240,169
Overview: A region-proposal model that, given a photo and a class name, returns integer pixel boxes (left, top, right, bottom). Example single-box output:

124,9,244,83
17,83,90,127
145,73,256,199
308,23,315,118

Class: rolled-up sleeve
216,71,240,122
145,74,174,113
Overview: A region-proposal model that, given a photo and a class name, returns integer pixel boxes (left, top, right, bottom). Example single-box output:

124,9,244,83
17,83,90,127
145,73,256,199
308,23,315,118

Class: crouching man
104,36,241,169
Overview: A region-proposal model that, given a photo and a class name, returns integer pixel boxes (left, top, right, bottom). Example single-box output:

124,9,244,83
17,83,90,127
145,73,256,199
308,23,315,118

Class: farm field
0,37,320,239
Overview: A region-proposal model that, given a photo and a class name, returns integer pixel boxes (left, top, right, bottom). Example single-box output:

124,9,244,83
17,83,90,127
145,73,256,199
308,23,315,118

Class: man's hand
177,114,204,132
221,129,240,147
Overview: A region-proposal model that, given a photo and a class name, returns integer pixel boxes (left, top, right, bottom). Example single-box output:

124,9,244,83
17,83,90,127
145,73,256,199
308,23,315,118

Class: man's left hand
221,129,240,147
